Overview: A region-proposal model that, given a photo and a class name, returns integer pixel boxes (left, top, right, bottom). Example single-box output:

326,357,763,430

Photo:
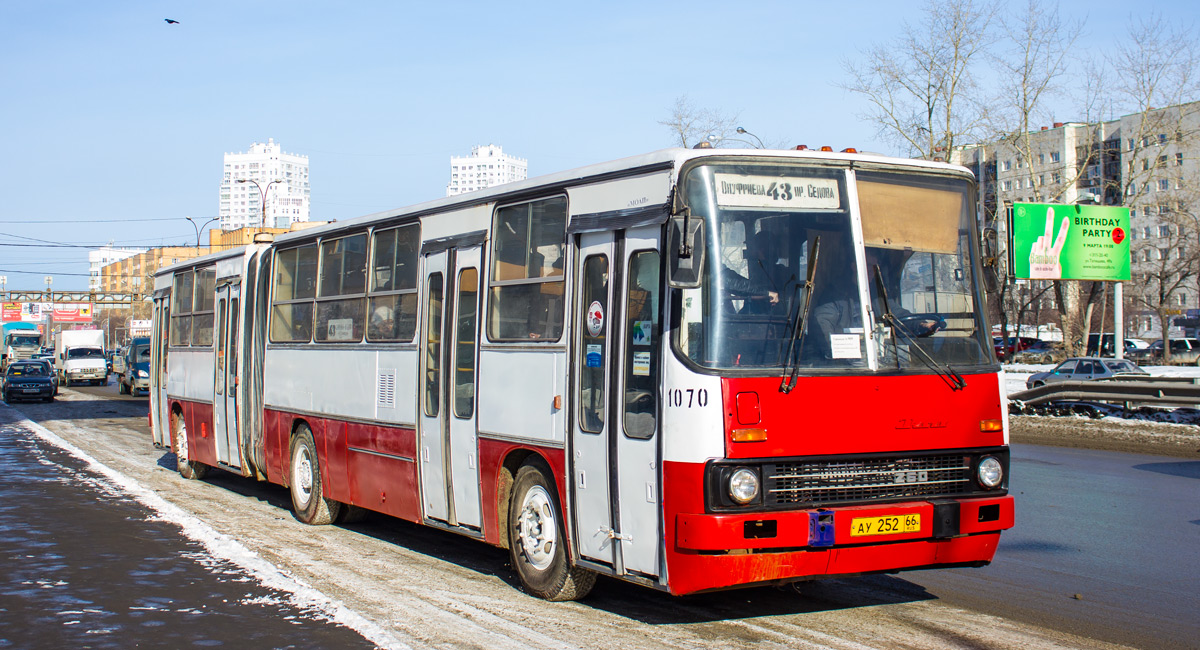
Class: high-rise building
447,144,527,196
88,244,147,292
219,138,310,231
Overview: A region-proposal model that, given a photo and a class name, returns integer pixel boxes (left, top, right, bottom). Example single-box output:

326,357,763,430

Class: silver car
1025,357,1149,389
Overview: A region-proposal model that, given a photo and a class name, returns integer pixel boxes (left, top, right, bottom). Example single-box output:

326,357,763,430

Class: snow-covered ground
1002,362,1200,395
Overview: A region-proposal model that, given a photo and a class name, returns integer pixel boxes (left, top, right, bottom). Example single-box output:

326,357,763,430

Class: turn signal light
732,428,768,442
980,419,1004,432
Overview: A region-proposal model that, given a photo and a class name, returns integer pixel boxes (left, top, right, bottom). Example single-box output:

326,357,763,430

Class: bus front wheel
507,462,595,601
289,425,340,525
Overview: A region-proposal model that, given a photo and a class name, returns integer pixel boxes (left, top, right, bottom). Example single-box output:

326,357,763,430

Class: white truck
55,329,108,387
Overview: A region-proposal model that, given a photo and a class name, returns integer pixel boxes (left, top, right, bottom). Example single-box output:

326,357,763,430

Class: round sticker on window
587,300,604,336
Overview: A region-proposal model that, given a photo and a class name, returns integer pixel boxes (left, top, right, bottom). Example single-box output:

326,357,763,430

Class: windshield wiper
780,236,820,394
872,264,966,392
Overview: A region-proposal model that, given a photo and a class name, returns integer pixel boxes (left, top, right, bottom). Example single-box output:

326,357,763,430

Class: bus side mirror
980,227,1000,294
668,217,705,289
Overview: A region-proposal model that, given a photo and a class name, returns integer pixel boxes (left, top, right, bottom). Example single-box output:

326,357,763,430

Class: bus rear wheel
289,425,340,525
507,462,595,601
173,411,208,480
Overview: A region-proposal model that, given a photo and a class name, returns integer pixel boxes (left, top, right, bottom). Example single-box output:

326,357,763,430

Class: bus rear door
212,282,242,469
419,242,483,530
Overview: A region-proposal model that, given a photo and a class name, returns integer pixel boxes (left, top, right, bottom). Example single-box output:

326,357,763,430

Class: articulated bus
150,148,1013,600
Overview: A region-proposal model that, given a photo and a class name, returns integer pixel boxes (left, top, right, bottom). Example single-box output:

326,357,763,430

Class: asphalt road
904,443,1200,649
9,384,1197,649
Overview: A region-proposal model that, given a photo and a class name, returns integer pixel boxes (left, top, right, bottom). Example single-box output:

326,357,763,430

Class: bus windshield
674,162,991,373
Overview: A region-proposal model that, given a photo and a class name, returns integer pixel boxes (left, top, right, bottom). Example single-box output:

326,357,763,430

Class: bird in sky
164,18,179,24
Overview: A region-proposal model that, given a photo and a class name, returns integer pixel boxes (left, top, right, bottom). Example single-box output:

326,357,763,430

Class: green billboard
1011,203,1130,281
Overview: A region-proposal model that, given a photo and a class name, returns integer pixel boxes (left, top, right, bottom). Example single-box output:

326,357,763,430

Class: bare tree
976,0,1094,355
1127,212,1200,359
842,0,993,160
1105,14,1200,360
658,96,740,149
993,0,1084,202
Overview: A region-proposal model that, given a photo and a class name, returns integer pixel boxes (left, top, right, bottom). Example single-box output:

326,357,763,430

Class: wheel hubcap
175,420,188,459
293,447,313,507
517,485,556,570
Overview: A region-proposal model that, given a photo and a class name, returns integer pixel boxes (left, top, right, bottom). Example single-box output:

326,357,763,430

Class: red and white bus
150,147,1013,600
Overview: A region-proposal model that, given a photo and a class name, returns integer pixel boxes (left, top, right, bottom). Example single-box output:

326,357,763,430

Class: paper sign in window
830,334,861,359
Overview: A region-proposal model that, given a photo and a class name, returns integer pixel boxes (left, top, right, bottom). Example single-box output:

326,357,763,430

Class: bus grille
764,454,973,507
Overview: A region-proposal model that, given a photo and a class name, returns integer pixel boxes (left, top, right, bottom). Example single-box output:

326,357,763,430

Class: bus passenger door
448,247,482,529
571,228,662,579
213,283,242,469
571,232,616,565
614,231,662,579
150,297,170,448
419,245,483,529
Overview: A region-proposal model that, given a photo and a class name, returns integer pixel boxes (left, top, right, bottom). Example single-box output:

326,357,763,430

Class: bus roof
268,148,972,247
154,147,972,280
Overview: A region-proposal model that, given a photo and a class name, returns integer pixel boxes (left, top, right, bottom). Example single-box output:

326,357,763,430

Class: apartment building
88,245,147,292
953,100,1200,331
219,139,311,231
446,144,527,196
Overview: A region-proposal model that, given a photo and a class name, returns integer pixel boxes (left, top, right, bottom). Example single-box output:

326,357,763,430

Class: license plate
850,513,921,537
22,389,40,393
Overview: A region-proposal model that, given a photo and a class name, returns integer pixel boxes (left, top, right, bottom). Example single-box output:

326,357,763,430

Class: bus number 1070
667,388,708,408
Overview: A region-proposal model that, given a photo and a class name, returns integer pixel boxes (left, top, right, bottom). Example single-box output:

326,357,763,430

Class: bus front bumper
668,495,1012,595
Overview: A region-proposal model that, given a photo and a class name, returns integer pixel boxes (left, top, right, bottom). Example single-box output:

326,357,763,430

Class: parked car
1012,340,1066,364
1086,333,1151,357
2,360,56,403
1025,356,1149,389
1143,338,1200,365
993,336,1040,361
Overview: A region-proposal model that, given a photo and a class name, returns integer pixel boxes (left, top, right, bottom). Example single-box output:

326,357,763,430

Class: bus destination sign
713,173,840,210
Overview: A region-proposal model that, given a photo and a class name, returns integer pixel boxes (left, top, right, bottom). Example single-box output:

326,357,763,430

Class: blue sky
2,1,1197,290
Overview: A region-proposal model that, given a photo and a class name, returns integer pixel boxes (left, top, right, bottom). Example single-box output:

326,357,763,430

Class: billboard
1,302,94,323
1010,203,1131,281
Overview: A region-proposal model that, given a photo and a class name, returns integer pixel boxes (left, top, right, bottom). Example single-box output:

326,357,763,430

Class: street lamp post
237,178,284,228
185,216,219,248
735,127,765,149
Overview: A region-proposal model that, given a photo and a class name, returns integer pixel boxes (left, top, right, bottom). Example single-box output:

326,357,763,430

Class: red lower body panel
262,408,421,522
172,399,216,467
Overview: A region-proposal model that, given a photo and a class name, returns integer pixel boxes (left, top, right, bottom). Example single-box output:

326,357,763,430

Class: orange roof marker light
819,146,834,152
794,145,809,150
842,148,858,153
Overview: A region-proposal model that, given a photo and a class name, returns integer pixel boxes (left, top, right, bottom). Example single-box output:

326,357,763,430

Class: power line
0,217,188,224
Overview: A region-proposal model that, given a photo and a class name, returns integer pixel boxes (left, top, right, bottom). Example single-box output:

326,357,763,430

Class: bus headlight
728,467,761,504
137,370,148,378
977,456,1003,488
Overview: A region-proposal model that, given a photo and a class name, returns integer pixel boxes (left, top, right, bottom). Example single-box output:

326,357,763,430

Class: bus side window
624,250,660,439
368,224,420,342
424,273,444,417
487,197,566,341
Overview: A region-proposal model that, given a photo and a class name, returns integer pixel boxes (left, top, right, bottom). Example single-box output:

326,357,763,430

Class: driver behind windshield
865,246,944,337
